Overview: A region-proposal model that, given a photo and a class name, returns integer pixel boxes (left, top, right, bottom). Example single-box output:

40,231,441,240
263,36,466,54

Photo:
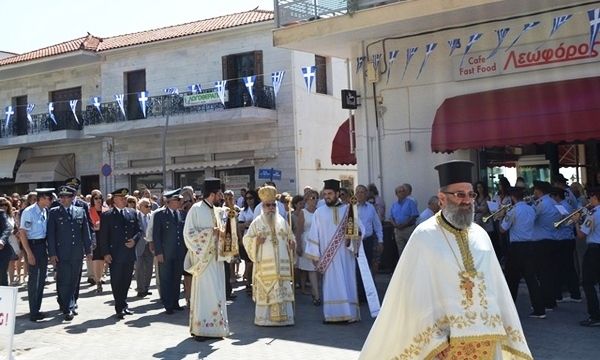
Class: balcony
0,84,277,145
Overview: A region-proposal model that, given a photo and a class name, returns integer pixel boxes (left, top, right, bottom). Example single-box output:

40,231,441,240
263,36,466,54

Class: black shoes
64,312,75,321
165,309,174,315
29,312,46,322
123,308,134,315
173,305,185,311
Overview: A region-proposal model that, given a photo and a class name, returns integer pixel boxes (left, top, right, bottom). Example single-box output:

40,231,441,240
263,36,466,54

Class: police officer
500,187,545,318
47,186,92,321
575,188,600,327
153,189,187,314
19,188,54,321
99,188,141,319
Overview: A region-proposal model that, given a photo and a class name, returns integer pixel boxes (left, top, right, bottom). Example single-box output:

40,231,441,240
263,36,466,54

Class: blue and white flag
372,53,382,72
215,80,227,105
164,87,179,95
589,8,600,54
417,42,438,79
90,96,102,115
26,103,35,124
505,21,540,52
271,71,285,98
4,105,14,130
356,56,366,74
187,84,202,94
243,75,257,104
488,28,510,59
301,66,316,93
48,102,57,125
386,50,399,83
138,91,149,118
460,33,483,68
401,47,418,80
69,99,79,124
448,38,461,56
550,14,572,38
114,94,126,118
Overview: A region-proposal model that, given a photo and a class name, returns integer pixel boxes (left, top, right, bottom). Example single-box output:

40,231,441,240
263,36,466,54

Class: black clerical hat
434,160,474,187
203,178,221,194
323,179,341,192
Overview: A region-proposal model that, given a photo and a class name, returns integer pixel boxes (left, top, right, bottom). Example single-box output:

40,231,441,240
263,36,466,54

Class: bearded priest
243,185,296,326
359,160,532,360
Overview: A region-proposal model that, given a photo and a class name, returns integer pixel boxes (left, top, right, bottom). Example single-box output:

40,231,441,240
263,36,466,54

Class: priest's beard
442,201,474,229
264,212,277,234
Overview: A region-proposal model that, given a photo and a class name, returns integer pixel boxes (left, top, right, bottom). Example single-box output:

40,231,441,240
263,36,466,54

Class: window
14,95,28,135
215,167,255,194
125,70,146,120
175,171,205,190
50,87,82,131
315,55,328,94
131,173,163,194
222,51,263,107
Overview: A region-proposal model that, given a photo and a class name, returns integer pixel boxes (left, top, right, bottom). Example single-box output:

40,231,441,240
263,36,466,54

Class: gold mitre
258,185,277,202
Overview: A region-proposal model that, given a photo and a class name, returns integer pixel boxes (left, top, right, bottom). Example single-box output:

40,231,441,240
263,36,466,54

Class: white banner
0,286,18,360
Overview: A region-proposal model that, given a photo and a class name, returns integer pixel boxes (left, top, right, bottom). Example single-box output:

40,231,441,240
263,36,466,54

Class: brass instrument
482,196,535,223
553,203,594,228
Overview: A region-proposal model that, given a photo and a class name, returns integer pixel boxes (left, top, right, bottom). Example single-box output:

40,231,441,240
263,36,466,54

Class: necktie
41,209,46,222
67,207,72,218
172,210,178,223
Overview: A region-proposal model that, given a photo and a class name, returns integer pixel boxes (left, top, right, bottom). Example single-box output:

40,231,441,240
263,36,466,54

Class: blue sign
271,169,282,180
258,168,282,181
101,163,112,177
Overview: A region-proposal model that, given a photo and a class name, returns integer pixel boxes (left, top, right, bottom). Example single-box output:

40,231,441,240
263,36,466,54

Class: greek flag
488,28,510,59
417,42,437,79
243,75,256,104
4,105,14,130
550,14,572,38
215,80,227,105
271,71,285,98
69,99,79,124
506,21,540,52
356,56,366,74
460,33,483,68
372,53,382,72
138,91,149,118
164,87,179,95
48,102,57,125
187,84,202,94
448,38,461,56
301,66,316,93
401,47,418,80
26,103,35,124
114,94,126,118
90,96,102,115
386,50,399,83
589,8,600,54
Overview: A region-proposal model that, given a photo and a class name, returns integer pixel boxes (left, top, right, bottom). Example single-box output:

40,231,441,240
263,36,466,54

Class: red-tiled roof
0,9,274,67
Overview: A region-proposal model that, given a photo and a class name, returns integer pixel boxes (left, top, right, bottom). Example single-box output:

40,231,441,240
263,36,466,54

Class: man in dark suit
47,186,92,321
153,189,187,314
99,188,141,319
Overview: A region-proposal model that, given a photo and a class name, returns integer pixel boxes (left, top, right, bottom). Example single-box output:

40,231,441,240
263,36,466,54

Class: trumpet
553,203,594,228
482,196,535,223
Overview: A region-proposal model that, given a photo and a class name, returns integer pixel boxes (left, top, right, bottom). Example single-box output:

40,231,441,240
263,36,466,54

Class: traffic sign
258,168,282,181
101,164,112,177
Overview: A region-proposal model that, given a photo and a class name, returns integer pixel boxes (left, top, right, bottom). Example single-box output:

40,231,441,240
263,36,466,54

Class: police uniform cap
323,179,341,192
434,160,474,187
65,177,81,189
34,188,55,197
164,188,183,200
111,188,129,197
58,185,77,197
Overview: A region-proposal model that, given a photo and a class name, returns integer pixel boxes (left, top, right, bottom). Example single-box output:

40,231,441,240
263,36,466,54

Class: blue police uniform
579,204,600,322
501,200,544,315
47,203,92,318
153,207,187,312
20,199,50,320
555,199,581,301
99,201,140,317
0,211,14,286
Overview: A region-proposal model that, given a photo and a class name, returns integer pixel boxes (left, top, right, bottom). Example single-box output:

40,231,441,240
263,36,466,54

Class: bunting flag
48,102,57,125
417,42,438,79
487,27,510,59
26,103,35,124
188,84,202,94
243,75,256,104
448,38,461,56
356,56,366,74
459,32,483,68
164,87,179,95
4,105,14,130
215,80,227,105
91,96,102,115
114,94,126,118
589,8,600,54
386,50,399,83
138,91,149,118
271,71,285,98
505,21,540,52
69,99,79,124
401,47,418,80
372,53,382,72
301,66,316,93
536,15,572,50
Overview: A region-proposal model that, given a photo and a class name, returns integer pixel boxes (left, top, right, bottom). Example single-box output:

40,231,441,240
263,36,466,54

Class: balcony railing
0,85,275,139
276,0,404,27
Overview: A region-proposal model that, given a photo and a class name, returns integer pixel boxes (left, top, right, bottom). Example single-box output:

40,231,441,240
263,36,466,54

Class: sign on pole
258,168,282,181
0,286,18,359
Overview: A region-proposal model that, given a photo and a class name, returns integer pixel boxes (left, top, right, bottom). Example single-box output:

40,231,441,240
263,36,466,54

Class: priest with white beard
359,161,532,360
243,185,296,326
183,178,230,341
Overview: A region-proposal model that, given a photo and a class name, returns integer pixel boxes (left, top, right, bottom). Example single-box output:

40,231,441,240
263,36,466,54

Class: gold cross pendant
459,271,475,302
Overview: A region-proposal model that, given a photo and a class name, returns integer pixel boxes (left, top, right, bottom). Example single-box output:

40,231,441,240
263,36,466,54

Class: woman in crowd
238,189,259,293
89,189,109,293
294,190,321,305
127,195,138,209
0,197,15,286
5,197,23,286
367,183,385,222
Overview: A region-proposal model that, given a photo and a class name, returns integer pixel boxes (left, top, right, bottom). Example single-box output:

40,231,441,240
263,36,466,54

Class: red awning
331,117,356,165
431,76,600,153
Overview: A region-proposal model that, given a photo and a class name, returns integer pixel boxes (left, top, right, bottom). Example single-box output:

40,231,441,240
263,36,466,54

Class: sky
1,0,275,54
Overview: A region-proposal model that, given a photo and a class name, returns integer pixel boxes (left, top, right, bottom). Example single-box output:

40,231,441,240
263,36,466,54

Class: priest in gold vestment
243,185,296,326
360,161,532,360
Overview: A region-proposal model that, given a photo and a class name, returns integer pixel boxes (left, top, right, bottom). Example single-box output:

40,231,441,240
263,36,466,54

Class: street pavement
9,267,600,360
